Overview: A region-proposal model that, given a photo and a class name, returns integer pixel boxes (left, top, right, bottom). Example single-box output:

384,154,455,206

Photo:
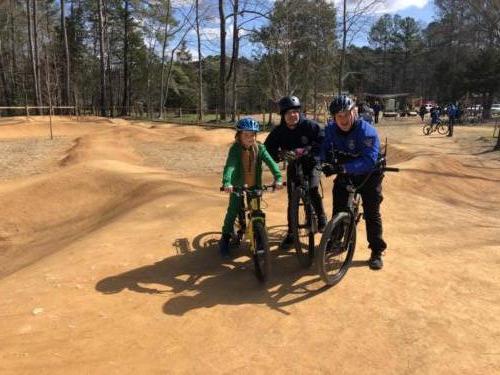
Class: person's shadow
95,226,331,315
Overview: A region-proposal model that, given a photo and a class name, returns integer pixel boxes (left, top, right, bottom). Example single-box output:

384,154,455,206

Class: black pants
286,163,325,234
332,173,387,254
374,112,380,124
448,117,454,136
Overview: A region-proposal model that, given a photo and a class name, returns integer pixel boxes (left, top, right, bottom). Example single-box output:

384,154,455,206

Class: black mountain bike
317,151,399,286
222,184,280,282
422,119,448,135
281,148,320,268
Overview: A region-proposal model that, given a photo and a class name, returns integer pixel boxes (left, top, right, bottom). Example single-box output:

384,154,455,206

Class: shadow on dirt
95,226,331,316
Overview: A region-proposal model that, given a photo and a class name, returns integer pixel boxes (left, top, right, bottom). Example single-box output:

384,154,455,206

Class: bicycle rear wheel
317,212,356,286
437,124,448,135
422,124,432,135
252,221,271,282
290,188,315,268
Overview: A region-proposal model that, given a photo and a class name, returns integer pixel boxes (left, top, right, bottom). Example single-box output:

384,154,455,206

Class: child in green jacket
219,118,283,257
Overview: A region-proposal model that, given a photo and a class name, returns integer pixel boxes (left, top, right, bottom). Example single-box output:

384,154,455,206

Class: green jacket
222,142,282,187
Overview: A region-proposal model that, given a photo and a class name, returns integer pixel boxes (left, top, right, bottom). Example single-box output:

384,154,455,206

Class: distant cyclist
430,106,441,127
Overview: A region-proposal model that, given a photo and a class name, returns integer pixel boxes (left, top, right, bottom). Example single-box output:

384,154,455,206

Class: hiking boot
318,215,327,233
368,251,383,270
280,233,294,250
219,233,231,258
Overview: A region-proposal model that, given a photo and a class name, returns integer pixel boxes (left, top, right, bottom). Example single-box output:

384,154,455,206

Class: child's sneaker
219,233,231,258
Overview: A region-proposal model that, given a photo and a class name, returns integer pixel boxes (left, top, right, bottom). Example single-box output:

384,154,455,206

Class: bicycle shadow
95,226,330,316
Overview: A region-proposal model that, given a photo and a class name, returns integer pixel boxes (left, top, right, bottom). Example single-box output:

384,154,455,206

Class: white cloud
331,0,430,14
374,0,430,13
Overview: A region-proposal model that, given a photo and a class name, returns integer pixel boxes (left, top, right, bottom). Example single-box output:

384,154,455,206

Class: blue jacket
320,119,381,175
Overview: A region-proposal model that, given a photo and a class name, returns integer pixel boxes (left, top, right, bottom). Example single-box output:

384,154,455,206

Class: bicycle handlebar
278,146,313,162
319,162,400,175
383,167,399,172
219,182,287,193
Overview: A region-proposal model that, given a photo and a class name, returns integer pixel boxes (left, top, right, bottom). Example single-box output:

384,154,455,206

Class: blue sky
355,0,438,45
177,0,439,59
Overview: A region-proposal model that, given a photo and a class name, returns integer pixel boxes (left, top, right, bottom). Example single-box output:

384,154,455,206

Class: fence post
49,103,54,140
179,108,183,124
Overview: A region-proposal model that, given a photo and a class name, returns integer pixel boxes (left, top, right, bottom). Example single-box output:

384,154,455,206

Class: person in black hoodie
264,95,327,249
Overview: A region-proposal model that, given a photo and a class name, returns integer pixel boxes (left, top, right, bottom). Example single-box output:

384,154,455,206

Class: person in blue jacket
447,103,456,137
320,95,387,270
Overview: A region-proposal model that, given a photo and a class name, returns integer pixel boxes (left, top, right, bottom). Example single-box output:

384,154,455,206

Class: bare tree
97,0,107,116
195,0,203,121
60,0,71,105
337,0,383,94
26,0,40,109
33,0,42,107
121,0,130,116
219,0,227,120
159,0,172,119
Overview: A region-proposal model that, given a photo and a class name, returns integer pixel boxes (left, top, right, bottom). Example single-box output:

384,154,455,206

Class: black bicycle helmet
278,95,301,115
329,95,355,115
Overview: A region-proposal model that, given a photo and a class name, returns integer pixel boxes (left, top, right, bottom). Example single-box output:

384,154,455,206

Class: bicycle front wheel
317,212,356,286
422,124,432,135
252,221,271,282
290,188,315,268
437,124,448,135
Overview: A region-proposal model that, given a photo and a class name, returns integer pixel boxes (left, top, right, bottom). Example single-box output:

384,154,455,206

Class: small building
363,93,411,117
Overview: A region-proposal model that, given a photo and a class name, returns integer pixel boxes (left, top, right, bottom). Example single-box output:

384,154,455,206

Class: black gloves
322,163,344,177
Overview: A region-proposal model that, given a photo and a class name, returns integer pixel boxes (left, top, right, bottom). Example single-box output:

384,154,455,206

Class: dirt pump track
0,116,499,374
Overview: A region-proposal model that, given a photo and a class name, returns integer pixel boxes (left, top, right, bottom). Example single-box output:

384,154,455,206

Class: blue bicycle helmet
235,117,261,132
329,95,355,115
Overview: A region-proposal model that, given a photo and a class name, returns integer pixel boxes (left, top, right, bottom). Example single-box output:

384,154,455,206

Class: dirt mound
1,117,499,374
385,143,415,165
0,159,206,278
177,135,205,142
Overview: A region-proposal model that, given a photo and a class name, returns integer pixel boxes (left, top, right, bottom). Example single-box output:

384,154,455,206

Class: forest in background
0,0,499,121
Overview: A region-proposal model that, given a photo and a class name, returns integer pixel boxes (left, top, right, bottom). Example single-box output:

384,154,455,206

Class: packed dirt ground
0,115,499,374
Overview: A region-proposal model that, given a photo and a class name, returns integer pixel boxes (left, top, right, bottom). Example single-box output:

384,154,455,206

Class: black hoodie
264,115,324,162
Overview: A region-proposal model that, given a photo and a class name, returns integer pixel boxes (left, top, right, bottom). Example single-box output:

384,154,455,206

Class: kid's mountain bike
317,151,399,286
221,184,282,282
281,148,320,268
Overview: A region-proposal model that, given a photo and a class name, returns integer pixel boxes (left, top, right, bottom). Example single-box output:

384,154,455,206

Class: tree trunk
60,0,71,105
159,3,171,119
26,0,39,108
33,0,42,108
229,0,239,122
121,0,130,116
337,0,347,95
9,0,17,99
104,0,114,116
195,0,203,122
0,40,12,107
97,0,107,116
218,0,226,120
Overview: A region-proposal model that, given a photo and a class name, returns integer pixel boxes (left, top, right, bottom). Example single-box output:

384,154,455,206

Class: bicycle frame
283,151,318,231
232,187,270,255
244,192,265,255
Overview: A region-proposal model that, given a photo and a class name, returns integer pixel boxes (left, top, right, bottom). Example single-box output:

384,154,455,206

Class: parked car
491,104,500,117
